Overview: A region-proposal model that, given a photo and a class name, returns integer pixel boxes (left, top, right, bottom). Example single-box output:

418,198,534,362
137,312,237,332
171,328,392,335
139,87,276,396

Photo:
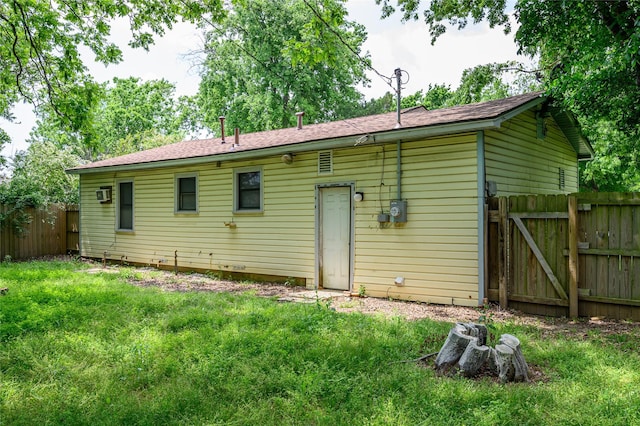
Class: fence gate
488,193,640,320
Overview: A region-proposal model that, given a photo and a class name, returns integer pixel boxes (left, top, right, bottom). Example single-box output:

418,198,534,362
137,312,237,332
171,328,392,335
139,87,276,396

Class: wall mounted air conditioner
96,188,111,202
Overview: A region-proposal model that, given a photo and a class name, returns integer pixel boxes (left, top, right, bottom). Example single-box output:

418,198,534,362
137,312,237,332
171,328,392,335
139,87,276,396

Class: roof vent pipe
296,112,304,130
219,116,226,144
234,128,240,147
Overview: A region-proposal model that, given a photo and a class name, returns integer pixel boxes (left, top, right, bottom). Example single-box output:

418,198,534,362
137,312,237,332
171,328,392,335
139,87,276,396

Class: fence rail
0,204,79,261
488,193,640,320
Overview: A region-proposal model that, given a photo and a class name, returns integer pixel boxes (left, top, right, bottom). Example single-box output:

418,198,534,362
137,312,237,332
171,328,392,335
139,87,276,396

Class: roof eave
67,118,504,175
549,107,594,161
496,94,547,125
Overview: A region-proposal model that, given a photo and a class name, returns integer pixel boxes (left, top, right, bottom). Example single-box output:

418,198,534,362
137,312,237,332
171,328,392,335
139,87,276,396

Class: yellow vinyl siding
485,111,579,196
79,133,481,306
80,159,317,278
349,134,480,307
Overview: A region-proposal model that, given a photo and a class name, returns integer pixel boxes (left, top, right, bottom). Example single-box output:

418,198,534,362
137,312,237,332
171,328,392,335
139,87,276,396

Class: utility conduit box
390,200,407,223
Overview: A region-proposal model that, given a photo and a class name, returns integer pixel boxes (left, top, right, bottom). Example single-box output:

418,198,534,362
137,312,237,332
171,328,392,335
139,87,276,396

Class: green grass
1,261,639,425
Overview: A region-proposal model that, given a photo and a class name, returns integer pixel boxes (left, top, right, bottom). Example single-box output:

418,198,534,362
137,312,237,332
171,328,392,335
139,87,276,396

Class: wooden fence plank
0,204,78,260
511,216,568,300
509,212,569,219
633,206,640,303
568,195,578,317
619,203,633,319
498,197,508,308
595,204,609,317
554,195,569,310
489,193,639,320
609,205,621,318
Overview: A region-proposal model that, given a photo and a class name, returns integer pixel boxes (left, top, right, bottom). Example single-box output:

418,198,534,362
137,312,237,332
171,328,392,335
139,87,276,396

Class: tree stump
434,324,476,373
458,340,491,377
494,344,515,382
433,323,530,382
499,334,529,382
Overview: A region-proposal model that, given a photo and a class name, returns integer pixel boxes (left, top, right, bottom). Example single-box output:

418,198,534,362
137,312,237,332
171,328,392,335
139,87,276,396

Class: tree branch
14,0,62,117
0,11,31,104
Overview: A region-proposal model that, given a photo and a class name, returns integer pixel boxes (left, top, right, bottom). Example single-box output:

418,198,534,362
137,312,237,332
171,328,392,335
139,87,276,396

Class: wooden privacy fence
0,204,79,261
487,193,640,320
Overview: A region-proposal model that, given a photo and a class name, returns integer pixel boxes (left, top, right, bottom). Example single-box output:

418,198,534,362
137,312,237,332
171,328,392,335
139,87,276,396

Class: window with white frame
234,167,262,212
117,180,134,231
175,173,198,213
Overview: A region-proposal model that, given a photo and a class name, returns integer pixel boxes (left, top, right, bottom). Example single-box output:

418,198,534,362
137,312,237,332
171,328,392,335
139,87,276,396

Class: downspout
476,131,486,305
78,177,82,256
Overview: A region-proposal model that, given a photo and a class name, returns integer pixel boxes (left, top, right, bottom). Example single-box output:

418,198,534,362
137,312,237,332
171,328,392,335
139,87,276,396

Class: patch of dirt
93,264,640,340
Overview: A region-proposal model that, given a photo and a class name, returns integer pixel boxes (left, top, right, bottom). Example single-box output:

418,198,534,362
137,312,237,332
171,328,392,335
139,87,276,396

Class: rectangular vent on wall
559,168,565,190
318,151,333,174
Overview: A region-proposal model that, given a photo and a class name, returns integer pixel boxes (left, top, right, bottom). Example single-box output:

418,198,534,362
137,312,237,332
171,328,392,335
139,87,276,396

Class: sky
1,0,526,158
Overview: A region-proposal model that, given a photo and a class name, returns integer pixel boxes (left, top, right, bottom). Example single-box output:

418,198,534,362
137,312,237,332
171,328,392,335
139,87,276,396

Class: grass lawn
1,260,639,425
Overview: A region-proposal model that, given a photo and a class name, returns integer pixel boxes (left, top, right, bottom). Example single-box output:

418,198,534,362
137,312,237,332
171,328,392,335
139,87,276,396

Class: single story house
68,92,593,307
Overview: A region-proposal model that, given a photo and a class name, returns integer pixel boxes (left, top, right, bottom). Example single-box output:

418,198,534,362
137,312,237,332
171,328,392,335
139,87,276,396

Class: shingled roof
69,92,589,173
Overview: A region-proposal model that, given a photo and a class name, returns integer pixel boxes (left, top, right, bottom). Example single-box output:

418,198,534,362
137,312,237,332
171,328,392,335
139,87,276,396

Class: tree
90,77,188,159
580,121,640,192
0,0,224,143
197,0,369,133
364,61,538,114
414,83,454,109
0,140,80,207
30,77,191,161
376,0,640,191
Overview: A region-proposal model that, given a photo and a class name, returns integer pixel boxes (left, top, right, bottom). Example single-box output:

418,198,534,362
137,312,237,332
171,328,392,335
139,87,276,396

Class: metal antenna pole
394,68,402,128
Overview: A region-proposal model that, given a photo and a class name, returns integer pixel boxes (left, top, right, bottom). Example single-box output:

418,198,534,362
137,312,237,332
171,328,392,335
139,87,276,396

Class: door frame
315,182,355,292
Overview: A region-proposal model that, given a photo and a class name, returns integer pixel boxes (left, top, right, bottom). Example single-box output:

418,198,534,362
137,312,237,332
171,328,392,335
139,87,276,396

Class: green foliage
376,0,640,191
448,62,514,104
197,0,369,133
0,140,79,233
0,0,225,141
376,0,511,44
91,77,185,157
0,139,80,214
1,261,640,424
368,61,539,114
580,120,640,192
1,77,191,231
406,83,454,110
358,92,396,116
31,77,192,161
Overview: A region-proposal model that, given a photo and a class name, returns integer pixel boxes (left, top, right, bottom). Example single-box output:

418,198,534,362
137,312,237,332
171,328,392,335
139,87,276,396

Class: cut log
499,334,529,382
494,344,515,383
434,325,477,373
432,323,530,383
458,340,491,377
485,347,498,375
460,323,488,346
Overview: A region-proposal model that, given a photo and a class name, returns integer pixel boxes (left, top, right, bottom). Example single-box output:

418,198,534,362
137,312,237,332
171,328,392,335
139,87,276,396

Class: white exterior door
320,186,351,290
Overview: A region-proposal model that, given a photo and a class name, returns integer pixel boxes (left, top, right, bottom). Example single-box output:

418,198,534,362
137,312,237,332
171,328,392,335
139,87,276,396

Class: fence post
58,205,66,255
498,197,509,308
568,195,578,318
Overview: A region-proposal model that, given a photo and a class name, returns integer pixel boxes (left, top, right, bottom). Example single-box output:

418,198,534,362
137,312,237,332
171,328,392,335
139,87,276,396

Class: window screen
118,181,133,230
237,171,261,210
178,176,197,211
